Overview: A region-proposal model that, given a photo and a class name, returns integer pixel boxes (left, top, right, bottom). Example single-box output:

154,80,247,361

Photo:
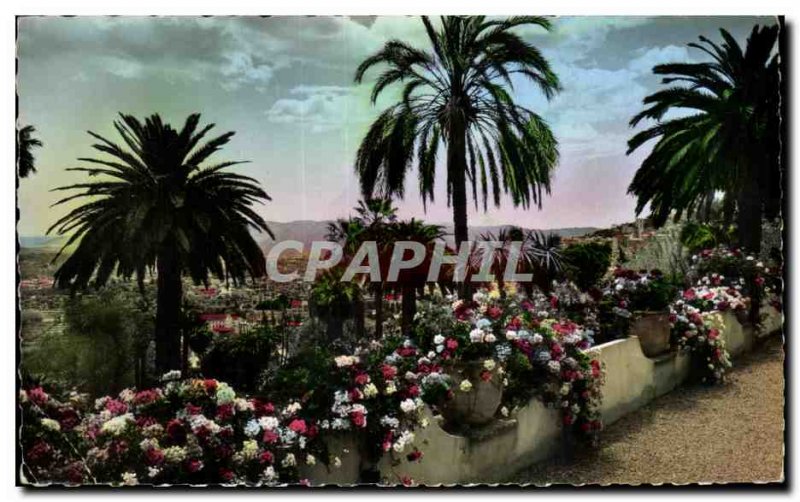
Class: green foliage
17,124,43,178
562,241,612,290
680,221,720,252
259,346,336,417
201,325,281,392
22,288,153,396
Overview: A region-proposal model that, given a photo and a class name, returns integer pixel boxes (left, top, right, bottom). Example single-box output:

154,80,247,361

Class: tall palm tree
17,125,43,178
48,113,273,373
627,25,780,252
354,16,561,296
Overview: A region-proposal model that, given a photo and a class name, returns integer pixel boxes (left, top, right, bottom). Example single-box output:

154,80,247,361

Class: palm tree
17,125,43,178
354,16,561,296
627,25,780,252
472,226,564,297
329,198,398,339
48,113,273,373
385,218,445,336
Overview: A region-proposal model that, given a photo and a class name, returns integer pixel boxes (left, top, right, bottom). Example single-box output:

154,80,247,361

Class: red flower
27,387,49,407
406,449,424,462
259,451,274,464
144,447,165,466
133,389,160,405
288,419,307,435
203,379,218,393
218,468,235,482
550,296,559,309
185,459,203,473
381,364,398,380
354,373,370,386
216,403,234,421
26,440,52,465
105,399,128,416
562,414,574,425
580,422,591,432
401,476,414,486
480,370,492,382
486,306,503,319
506,316,522,330
445,338,459,351
350,410,367,428
683,289,697,300
407,385,420,397
263,430,279,444
166,419,187,443
307,424,319,438
185,403,202,416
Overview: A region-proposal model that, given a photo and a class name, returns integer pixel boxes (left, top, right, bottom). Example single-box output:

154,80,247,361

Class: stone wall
307,304,783,486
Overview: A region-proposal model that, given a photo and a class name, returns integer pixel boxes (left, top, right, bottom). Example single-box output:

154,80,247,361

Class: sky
16,15,778,237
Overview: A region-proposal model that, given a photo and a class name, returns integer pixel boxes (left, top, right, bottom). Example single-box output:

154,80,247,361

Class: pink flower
27,387,49,407
350,409,367,428
185,459,203,473
445,338,459,351
105,399,128,416
288,419,307,435
486,306,503,320
381,364,398,380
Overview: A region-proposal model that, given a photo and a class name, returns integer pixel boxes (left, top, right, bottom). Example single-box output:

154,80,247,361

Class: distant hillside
18,235,66,249
258,221,597,252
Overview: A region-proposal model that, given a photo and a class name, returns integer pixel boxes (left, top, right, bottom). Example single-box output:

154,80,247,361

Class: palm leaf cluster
354,16,561,212
17,125,43,179
627,25,780,227
49,113,273,290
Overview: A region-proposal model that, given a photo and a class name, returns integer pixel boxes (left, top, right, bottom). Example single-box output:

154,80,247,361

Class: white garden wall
308,304,783,486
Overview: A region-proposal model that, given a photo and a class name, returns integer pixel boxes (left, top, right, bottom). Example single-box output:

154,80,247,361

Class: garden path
510,334,785,485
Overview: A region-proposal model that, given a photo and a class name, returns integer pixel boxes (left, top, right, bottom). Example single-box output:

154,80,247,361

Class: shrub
22,289,153,396
562,241,612,290
201,326,281,392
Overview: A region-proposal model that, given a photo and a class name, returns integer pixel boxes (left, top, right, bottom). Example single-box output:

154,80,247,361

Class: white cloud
628,45,693,74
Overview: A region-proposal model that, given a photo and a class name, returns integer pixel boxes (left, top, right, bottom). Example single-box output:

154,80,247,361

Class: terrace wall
308,304,783,486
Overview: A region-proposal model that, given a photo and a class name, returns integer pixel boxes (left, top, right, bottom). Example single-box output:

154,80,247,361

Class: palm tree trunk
736,166,762,253
373,284,384,339
353,295,366,339
155,245,183,374
401,284,416,338
448,117,470,299
722,191,736,230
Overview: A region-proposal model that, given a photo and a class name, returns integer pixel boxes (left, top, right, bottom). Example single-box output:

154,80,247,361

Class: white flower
258,416,279,431
469,329,484,342
459,379,473,392
262,466,277,482
560,383,571,395
433,334,445,345
532,333,544,344
334,355,359,368
101,413,133,436
121,472,138,486
400,398,417,414
385,381,397,395
282,453,296,467
41,418,61,432
306,454,316,466
500,406,509,417
147,467,161,479
483,359,496,371
333,457,342,468
485,333,497,343
505,330,518,340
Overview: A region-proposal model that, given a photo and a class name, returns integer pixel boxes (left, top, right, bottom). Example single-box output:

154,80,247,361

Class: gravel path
511,335,785,486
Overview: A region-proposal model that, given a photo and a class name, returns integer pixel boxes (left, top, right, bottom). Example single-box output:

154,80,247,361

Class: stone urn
441,360,504,426
630,311,671,358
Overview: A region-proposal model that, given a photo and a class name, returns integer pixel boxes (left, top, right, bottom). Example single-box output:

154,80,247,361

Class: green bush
201,325,281,392
21,289,153,396
562,241,612,290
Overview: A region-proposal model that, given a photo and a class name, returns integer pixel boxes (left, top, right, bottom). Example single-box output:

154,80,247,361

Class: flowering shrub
21,376,329,486
413,289,604,443
669,302,732,384
690,246,781,302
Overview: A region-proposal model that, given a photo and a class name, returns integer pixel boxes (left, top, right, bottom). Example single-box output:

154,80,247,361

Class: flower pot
630,311,671,358
441,360,504,426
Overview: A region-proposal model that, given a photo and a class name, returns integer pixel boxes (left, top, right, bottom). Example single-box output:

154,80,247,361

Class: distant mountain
258,221,597,252
18,235,65,249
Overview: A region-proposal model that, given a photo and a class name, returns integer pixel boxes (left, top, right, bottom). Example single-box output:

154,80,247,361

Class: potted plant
609,268,677,357
414,291,507,426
